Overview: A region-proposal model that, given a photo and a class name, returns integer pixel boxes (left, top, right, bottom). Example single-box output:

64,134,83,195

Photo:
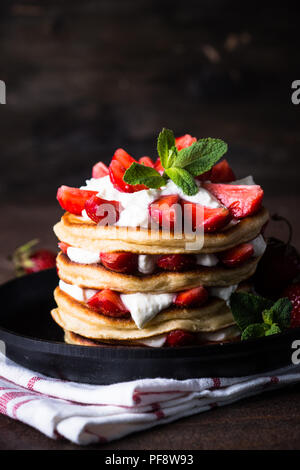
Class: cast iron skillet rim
0,270,299,360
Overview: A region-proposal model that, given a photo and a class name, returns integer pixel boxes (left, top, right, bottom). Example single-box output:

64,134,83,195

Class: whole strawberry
283,283,300,328
12,239,57,276
254,215,300,297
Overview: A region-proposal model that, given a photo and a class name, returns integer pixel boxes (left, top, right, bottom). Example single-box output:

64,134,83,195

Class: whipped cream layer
59,280,239,329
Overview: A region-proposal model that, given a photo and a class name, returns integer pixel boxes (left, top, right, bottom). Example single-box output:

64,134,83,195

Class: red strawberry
109,149,147,193
181,200,230,233
157,254,196,271
175,134,197,151
139,156,155,168
92,161,109,178
154,157,164,174
166,329,195,347
174,286,208,307
282,283,300,328
57,186,97,215
203,183,263,219
149,194,180,230
210,159,235,183
219,243,254,267
87,289,129,317
58,242,70,255
12,239,56,276
100,252,138,274
195,170,212,182
85,195,120,225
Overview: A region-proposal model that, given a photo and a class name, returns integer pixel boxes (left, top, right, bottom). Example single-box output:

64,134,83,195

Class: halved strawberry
57,186,98,215
84,195,120,224
100,252,138,273
154,157,164,174
149,194,180,230
109,149,147,193
58,242,70,255
175,134,197,151
210,159,235,183
139,156,155,168
87,289,129,317
174,286,208,307
92,161,109,178
219,243,254,267
195,170,212,182
203,183,263,218
181,200,230,233
156,254,196,271
166,329,195,347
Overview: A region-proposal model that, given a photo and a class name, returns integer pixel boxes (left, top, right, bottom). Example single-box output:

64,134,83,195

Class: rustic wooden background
0,0,299,264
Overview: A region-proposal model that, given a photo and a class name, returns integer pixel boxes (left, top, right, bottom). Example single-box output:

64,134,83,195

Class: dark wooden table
0,200,300,450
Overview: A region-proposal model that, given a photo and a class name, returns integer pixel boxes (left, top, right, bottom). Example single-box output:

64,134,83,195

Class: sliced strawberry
100,252,138,273
57,186,98,215
84,195,120,225
157,254,196,271
149,194,180,230
58,242,70,254
195,170,212,182
210,159,235,183
166,329,195,347
139,156,155,168
203,183,263,218
109,149,147,193
175,134,197,151
181,200,230,233
174,286,208,307
92,161,109,178
219,243,254,267
154,157,164,174
87,289,129,317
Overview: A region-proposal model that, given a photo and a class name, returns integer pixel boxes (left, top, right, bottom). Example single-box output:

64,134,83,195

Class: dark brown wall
1,0,299,202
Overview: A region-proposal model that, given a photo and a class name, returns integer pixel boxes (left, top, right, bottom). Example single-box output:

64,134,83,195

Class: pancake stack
52,132,269,348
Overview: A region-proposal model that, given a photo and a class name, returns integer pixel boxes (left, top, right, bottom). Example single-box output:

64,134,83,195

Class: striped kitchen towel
0,352,300,445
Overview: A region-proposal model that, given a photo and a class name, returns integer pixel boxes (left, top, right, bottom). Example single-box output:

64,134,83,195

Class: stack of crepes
52,132,269,348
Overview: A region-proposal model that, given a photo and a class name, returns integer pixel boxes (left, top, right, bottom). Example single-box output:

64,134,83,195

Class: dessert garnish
12,239,56,276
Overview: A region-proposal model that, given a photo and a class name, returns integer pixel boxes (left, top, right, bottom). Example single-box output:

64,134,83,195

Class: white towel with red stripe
0,352,300,445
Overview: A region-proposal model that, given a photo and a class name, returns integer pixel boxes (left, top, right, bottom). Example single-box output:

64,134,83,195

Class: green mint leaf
176,138,227,176
241,323,269,341
230,292,273,332
123,162,166,189
157,128,176,169
165,167,198,196
262,297,292,330
265,323,281,336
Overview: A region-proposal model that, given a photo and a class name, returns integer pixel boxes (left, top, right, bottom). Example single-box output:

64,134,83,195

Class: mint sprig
230,292,292,341
123,128,228,196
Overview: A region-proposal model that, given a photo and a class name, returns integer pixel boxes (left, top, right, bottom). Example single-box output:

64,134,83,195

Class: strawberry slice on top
219,242,254,267
203,183,263,218
149,194,180,230
92,161,109,179
57,186,98,215
154,157,164,174
175,134,197,151
181,200,230,233
210,159,235,183
85,195,120,225
139,156,155,168
109,148,148,193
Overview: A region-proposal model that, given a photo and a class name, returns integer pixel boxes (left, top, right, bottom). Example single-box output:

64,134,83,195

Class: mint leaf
265,323,281,336
262,297,292,330
241,323,269,341
123,162,165,189
175,138,227,176
230,292,273,331
157,128,176,169
165,167,198,196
